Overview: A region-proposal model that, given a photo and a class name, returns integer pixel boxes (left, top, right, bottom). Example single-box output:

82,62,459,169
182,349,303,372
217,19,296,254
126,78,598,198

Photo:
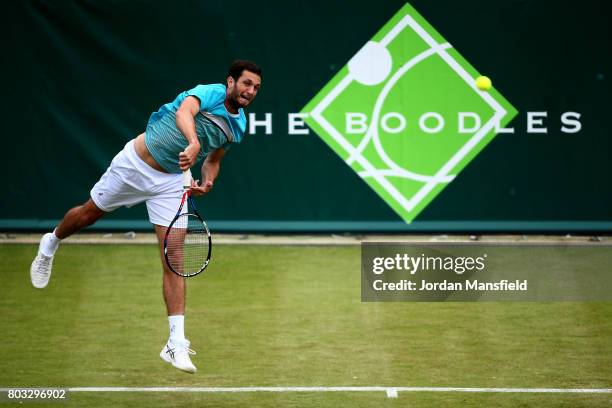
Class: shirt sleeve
185,84,226,111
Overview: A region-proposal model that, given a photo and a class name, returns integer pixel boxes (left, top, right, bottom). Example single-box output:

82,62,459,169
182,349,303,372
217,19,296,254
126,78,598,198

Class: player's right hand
179,142,200,170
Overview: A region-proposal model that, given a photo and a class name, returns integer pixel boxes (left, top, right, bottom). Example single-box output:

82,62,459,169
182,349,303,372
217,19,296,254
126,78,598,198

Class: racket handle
182,170,192,190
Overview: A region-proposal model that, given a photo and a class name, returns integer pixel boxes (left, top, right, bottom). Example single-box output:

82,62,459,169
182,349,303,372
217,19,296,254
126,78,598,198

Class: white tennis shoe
160,339,197,374
30,233,56,289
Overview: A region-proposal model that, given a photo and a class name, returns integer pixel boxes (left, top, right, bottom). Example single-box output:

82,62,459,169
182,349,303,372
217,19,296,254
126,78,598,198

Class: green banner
0,1,610,231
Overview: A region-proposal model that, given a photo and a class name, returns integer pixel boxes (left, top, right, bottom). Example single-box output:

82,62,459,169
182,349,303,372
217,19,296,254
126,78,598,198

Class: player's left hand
179,143,200,171
189,179,213,196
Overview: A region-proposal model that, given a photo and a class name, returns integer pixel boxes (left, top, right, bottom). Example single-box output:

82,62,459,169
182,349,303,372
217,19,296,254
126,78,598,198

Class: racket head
163,211,212,277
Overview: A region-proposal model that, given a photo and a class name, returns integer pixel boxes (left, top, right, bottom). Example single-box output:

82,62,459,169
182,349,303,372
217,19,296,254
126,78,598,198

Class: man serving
30,60,262,374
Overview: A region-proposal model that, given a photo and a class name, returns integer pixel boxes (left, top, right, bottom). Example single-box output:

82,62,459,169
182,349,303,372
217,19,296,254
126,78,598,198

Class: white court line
386,387,399,398
3,386,610,400
58,386,612,394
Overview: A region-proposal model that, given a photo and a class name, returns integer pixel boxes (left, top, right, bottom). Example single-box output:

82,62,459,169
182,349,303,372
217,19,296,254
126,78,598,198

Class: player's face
227,70,261,111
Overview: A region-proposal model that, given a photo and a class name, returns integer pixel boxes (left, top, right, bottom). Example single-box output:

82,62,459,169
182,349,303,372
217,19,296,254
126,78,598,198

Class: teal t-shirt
145,84,247,174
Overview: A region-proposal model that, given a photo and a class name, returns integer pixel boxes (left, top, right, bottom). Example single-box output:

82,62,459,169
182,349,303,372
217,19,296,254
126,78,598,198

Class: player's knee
165,247,182,260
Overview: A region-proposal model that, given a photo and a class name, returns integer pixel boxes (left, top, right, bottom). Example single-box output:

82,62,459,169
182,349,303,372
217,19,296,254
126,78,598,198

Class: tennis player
30,60,262,374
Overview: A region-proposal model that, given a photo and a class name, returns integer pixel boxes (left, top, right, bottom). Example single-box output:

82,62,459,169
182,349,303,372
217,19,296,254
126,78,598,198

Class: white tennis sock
168,315,186,343
40,229,61,257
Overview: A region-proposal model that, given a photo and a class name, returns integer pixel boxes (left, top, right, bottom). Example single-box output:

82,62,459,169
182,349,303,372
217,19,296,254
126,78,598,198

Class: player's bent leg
55,199,107,239
30,199,107,289
154,224,196,373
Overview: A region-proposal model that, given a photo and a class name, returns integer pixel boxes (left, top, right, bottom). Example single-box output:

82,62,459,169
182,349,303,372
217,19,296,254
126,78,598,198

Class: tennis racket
163,170,212,277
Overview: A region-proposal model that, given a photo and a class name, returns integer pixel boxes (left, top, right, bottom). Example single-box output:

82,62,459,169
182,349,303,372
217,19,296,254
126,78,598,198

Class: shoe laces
169,342,196,357
177,345,196,356
34,255,52,271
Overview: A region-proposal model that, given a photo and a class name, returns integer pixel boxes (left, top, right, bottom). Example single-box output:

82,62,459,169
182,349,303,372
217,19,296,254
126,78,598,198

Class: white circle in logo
348,41,393,86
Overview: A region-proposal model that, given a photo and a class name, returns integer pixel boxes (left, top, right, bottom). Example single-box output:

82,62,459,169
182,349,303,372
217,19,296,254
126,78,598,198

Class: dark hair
228,60,262,81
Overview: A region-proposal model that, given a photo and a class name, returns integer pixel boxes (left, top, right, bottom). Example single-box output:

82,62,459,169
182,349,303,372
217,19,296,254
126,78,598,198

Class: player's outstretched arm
176,96,202,170
190,148,225,196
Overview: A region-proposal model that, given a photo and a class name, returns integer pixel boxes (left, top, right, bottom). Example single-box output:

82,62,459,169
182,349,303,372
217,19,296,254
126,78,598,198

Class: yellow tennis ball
475,76,492,91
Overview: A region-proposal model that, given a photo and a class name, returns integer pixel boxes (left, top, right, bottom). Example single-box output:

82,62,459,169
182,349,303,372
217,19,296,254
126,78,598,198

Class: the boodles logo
301,3,518,223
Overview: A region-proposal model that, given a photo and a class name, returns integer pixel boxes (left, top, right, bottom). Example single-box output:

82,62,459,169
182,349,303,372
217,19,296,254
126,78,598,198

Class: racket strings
166,214,210,276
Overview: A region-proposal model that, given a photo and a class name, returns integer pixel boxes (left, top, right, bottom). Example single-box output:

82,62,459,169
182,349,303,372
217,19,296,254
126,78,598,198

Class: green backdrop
1,0,610,231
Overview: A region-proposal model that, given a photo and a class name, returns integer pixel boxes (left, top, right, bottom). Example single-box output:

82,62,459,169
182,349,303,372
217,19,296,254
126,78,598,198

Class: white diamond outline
308,11,509,217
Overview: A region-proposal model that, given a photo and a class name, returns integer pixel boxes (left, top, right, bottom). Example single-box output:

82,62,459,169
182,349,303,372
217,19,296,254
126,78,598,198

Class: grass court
1,243,611,407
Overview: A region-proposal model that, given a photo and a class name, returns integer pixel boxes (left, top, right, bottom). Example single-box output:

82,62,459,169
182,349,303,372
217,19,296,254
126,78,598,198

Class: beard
228,89,250,110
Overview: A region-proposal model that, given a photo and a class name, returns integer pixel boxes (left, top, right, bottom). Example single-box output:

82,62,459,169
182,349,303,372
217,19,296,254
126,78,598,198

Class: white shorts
90,140,184,227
